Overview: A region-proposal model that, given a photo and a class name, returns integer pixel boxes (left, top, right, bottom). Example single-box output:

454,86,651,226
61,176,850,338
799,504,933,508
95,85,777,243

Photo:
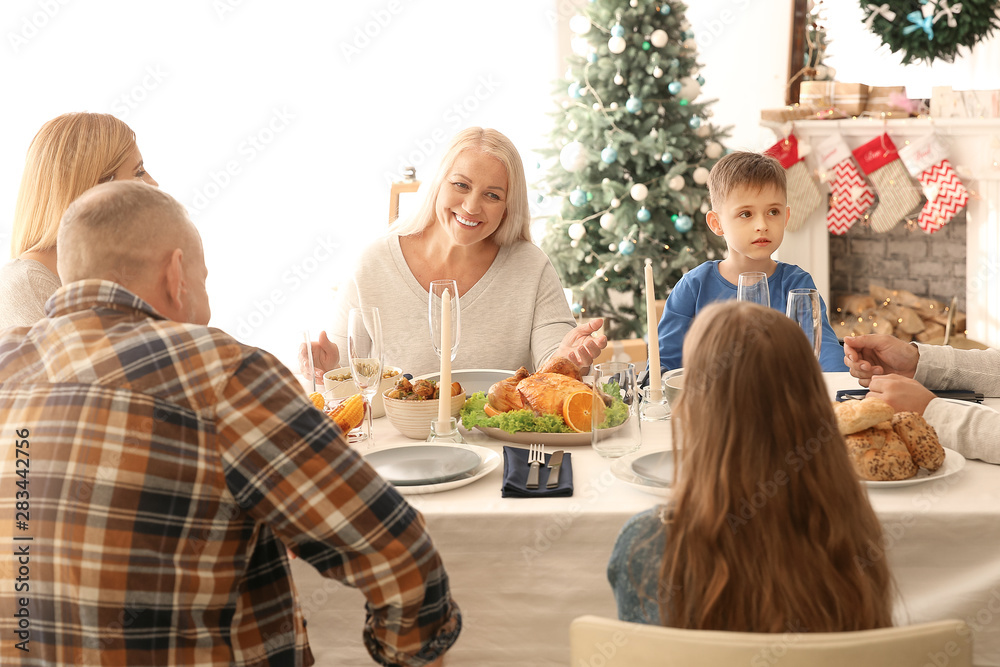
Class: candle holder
426,417,466,444
640,386,671,421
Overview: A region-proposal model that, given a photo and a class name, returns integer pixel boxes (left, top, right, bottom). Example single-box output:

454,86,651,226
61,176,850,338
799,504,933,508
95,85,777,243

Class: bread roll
844,427,918,481
835,396,895,435
892,412,945,472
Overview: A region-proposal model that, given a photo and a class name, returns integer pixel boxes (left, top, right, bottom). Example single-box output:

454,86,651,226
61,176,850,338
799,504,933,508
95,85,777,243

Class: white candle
438,288,452,427
644,260,662,401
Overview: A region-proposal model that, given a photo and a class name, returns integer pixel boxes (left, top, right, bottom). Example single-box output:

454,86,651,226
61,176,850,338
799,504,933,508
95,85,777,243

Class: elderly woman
305,127,605,378
1,112,158,328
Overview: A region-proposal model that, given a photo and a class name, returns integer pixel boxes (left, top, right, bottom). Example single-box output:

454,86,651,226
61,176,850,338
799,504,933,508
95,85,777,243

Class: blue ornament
689,116,702,129
620,240,636,255
572,302,583,316
696,74,705,85
667,81,682,95
683,30,695,40
661,153,674,164
626,96,643,113
675,214,693,233
570,188,588,207
611,23,625,37
636,207,651,222
660,4,671,14
587,52,598,63
568,82,582,98
601,146,619,163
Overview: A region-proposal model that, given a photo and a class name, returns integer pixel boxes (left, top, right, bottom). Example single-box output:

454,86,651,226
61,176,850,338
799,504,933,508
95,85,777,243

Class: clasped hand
843,334,933,414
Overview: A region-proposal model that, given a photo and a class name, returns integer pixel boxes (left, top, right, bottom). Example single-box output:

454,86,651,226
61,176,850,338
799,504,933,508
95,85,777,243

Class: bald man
0,182,459,667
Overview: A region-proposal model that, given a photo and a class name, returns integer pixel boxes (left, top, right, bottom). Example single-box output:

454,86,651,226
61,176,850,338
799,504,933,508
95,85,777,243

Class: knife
546,450,565,489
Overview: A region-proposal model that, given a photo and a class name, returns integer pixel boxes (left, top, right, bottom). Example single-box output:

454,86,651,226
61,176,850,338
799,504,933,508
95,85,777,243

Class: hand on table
867,373,936,415
556,318,608,370
298,330,341,383
843,334,919,387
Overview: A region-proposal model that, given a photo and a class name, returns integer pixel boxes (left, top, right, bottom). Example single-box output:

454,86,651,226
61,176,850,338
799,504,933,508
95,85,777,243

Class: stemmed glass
786,288,822,359
737,271,770,307
429,279,460,363
347,307,383,444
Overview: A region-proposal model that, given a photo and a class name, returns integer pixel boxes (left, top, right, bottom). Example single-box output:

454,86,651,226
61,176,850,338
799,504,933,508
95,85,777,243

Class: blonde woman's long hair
389,127,532,246
660,301,893,632
11,113,137,257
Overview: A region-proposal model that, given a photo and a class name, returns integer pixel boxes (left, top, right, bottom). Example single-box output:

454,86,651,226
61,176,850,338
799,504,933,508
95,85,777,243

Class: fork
526,443,545,490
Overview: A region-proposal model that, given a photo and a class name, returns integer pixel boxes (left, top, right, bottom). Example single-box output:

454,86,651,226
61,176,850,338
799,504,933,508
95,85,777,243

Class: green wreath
860,0,1000,64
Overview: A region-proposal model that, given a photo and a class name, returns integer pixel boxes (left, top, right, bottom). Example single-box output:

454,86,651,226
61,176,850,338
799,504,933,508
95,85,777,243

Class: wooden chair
570,615,973,667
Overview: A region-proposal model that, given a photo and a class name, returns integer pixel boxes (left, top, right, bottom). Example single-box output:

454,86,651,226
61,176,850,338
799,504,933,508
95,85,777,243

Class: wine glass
786,288,822,359
428,279,460,362
737,271,770,307
347,307,383,444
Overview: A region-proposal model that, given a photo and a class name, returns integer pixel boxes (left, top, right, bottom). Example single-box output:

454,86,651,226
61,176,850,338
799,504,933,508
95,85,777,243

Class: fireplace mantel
764,117,1000,349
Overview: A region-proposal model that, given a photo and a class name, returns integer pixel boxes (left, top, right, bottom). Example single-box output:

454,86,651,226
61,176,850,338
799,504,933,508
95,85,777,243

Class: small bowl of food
382,377,466,440
661,368,685,407
323,365,402,419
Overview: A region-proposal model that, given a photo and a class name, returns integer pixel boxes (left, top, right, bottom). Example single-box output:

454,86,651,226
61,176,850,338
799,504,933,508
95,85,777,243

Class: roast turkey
487,356,608,417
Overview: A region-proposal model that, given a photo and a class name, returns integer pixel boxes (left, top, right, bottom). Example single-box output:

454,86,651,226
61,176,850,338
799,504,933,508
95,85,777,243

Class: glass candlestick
427,417,465,444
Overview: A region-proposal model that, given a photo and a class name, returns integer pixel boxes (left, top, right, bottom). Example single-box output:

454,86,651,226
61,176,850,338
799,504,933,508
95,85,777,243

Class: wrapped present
760,105,846,122
959,90,1000,118
931,86,961,118
865,86,909,114
800,81,868,115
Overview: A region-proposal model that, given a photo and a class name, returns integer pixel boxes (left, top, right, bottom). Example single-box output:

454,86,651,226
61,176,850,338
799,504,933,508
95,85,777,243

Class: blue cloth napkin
501,446,573,498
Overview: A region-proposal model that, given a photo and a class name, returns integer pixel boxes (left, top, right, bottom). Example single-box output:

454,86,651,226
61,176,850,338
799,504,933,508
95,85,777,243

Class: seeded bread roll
892,411,945,472
844,427,919,481
835,397,895,435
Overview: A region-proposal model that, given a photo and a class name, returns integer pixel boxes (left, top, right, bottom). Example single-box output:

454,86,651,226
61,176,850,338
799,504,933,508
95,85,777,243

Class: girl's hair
388,126,531,246
11,113,137,257
659,300,893,632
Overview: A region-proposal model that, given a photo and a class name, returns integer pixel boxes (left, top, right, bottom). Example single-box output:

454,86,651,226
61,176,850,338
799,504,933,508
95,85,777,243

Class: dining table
290,372,1000,667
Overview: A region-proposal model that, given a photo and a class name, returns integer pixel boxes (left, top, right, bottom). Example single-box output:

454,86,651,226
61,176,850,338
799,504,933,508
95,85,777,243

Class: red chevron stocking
817,133,874,235
765,134,821,232
898,136,968,234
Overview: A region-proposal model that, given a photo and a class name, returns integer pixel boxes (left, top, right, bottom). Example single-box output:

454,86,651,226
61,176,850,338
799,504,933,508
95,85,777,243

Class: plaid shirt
0,280,460,666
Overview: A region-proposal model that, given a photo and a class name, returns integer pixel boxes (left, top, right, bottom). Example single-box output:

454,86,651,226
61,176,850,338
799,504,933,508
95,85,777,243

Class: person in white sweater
304,127,606,379
844,334,1000,463
1,112,158,329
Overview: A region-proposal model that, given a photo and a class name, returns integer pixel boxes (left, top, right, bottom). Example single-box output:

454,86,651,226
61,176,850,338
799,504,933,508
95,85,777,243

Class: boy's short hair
707,151,787,210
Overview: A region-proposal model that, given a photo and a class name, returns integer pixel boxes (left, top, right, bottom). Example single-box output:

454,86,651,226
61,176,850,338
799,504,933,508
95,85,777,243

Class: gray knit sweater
0,259,61,329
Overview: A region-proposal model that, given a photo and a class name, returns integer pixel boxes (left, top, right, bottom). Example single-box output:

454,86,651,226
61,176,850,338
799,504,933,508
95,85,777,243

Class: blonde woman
304,127,606,378
609,301,894,631
1,112,158,328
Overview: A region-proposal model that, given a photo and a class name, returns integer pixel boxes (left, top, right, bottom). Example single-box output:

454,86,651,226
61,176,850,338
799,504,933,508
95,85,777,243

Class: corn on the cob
308,392,326,410
328,394,365,432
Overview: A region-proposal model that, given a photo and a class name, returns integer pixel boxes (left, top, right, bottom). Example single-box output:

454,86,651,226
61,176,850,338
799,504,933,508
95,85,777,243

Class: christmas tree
538,0,729,340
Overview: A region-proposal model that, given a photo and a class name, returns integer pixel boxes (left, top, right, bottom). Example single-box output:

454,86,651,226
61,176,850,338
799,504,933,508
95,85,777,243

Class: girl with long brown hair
608,300,893,631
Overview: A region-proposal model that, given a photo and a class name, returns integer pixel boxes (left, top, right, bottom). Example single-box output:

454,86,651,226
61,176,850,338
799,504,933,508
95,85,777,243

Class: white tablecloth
290,373,1000,666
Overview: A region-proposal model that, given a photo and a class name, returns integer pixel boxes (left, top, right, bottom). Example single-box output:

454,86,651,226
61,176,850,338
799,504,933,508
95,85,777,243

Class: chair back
570,615,972,667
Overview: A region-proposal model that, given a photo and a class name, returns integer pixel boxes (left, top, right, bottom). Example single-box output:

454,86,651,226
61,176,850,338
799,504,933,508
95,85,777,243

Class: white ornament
585,255,593,263
700,201,710,214
657,105,666,115
571,37,590,57
630,147,639,156
609,101,619,110
654,153,662,160
613,73,624,85
683,38,697,50
693,167,710,184
814,65,829,80
680,77,701,101
705,142,724,159
650,29,668,48
608,36,627,54
695,125,711,137
596,268,606,277
568,222,587,240
611,198,621,208
559,141,589,173
568,120,578,131
614,264,621,272
593,103,601,110
668,175,685,191
561,100,570,109
650,128,658,137
609,243,618,251
630,183,649,201
569,15,592,34
600,212,616,230
630,0,638,6
571,239,579,248
602,178,610,184
653,66,663,78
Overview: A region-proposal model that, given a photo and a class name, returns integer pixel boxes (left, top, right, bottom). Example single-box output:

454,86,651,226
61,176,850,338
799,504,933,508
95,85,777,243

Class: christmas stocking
765,134,821,232
816,133,875,235
852,134,922,233
898,135,968,234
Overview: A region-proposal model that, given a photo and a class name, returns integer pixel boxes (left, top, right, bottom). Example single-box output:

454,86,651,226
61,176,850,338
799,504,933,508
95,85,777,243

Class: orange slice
563,390,604,433
484,403,502,417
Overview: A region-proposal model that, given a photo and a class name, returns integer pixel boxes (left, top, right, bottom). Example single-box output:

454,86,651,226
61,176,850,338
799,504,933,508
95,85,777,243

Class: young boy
651,151,847,378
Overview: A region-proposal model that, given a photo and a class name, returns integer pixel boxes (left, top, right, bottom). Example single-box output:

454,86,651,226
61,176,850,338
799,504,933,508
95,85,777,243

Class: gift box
931,86,961,118
959,90,1000,118
760,105,846,122
800,81,868,116
865,86,909,114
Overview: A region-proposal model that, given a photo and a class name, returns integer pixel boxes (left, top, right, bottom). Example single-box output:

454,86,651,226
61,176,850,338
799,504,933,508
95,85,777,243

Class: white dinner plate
364,444,481,486
630,450,675,486
864,447,966,488
363,443,501,495
610,448,674,496
414,369,515,396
